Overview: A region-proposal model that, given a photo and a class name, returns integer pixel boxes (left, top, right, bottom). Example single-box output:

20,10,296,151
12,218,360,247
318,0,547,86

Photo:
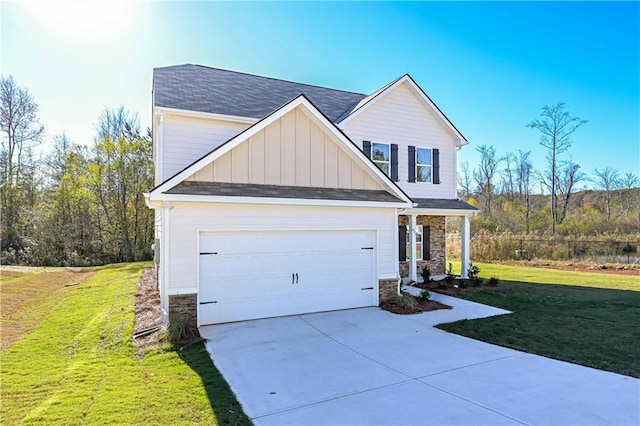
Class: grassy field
439,262,640,377
0,264,251,425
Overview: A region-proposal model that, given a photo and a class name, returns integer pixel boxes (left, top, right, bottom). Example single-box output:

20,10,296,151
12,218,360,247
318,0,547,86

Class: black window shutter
423,226,431,260
433,148,440,184
398,225,407,261
363,141,372,158
408,146,416,182
391,144,398,181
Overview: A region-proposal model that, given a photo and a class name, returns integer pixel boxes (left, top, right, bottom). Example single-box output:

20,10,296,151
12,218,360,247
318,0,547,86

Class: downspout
144,194,173,319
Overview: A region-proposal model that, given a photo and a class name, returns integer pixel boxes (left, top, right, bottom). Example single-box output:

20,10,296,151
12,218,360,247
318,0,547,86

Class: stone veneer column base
378,278,399,305
168,294,198,333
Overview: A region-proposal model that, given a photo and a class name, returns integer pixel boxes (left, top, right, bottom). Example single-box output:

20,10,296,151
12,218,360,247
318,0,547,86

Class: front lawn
438,262,640,377
0,263,251,425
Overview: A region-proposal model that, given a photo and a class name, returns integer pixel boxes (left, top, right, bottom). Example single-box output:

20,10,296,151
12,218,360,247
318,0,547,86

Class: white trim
371,141,391,176
409,214,417,282
162,206,170,313
461,215,471,279
415,147,433,184
147,192,409,209
168,287,198,296
338,75,468,147
154,106,259,124
150,95,412,205
155,112,164,185
408,208,478,217
378,273,399,280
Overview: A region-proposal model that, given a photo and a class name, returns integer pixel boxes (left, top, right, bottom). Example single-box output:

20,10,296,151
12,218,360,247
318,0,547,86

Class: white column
409,214,418,282
461,215,471,278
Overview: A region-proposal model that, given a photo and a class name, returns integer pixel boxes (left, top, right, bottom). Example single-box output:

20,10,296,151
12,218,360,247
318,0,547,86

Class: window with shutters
416,148,432,183
371,142,390,176
405,225,423,261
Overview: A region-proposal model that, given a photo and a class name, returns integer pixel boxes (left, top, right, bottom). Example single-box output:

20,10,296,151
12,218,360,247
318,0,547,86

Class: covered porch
399,198,478,283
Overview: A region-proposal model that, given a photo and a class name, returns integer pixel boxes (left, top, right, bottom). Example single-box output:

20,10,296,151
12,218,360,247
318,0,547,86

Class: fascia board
148,192,412,209
154,106,258,124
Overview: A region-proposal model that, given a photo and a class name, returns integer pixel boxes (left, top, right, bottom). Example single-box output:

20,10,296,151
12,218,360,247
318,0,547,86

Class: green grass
0,263,251,425
438,262,640,377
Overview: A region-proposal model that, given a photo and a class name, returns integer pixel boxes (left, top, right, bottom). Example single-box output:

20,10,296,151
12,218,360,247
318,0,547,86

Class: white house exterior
145,64,477,327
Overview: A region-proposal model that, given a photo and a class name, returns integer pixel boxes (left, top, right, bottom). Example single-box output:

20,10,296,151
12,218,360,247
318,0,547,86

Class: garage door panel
198,230,377,325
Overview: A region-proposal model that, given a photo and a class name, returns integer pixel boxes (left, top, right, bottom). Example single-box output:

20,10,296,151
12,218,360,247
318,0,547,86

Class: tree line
457,102,639,236
1,76,154,266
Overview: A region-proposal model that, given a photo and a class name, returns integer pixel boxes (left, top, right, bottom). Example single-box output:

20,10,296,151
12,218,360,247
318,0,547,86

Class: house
145,64,477,327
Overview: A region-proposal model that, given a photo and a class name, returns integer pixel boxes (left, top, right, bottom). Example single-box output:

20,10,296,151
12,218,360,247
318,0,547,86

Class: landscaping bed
380,290,451,315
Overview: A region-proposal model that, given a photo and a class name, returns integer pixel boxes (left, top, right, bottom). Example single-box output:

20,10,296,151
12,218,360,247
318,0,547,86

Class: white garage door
198,230,377,325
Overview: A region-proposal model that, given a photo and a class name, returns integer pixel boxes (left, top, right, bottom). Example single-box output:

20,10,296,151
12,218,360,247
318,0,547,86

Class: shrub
418,289,431,301
421,266,431,283
391,291,418,310
168,315,197,343
437,281,449,290
457,279,469,289
487,276,500,287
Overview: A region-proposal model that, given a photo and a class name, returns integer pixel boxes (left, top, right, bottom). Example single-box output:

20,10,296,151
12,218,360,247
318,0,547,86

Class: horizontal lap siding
162,115,249,181
343,82,458,199
167,203,396,290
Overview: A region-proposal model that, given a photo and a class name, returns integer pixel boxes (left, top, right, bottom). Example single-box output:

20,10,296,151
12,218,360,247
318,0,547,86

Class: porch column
409,214,418,282
461,215,471,278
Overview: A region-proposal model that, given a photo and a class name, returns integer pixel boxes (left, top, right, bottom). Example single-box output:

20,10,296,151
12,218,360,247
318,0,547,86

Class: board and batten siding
165,202,397,292
161,114,250,182
186,106,383,191
342,82,458,199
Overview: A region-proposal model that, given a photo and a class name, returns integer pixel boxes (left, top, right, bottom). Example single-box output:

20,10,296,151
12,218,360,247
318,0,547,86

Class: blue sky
2,1,639,185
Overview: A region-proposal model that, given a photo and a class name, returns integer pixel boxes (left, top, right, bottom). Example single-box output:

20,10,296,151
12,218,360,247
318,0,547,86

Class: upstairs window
416,148,432,183
372,142,390,176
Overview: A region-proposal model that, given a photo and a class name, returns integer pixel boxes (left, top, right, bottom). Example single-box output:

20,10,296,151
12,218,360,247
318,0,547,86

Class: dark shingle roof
412,198,478,211
166,181,404,203
153,64,367,122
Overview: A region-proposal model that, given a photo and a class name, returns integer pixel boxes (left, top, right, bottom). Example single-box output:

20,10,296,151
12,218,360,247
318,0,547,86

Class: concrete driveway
200,293,639,425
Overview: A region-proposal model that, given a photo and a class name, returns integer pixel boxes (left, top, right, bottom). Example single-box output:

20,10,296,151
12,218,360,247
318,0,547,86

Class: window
416,148,432,183
406,225,423,261
372,142,390,176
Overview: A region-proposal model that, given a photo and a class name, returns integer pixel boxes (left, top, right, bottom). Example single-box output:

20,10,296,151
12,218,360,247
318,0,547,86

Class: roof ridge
179,63,367,96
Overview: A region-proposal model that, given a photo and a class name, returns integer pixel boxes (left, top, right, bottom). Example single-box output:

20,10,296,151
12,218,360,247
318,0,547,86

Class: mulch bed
380,296,452,315
133,267,164,351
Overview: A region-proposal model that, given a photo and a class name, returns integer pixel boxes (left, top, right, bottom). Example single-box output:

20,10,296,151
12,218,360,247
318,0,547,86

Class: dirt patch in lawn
133,266,165,351
1,269,95,350
492,260,640,276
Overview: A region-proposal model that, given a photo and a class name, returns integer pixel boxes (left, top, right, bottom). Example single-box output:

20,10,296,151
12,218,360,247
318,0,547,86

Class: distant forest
1,76,638,266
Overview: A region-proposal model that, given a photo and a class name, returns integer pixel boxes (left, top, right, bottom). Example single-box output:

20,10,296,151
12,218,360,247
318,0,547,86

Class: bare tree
527,102,587,233
457,161,473,200
592,167,620,222
0,76,44,187
619,172,639,217
556,162,585,224
515,150,533,233
473,145,500,217
499,152,516,200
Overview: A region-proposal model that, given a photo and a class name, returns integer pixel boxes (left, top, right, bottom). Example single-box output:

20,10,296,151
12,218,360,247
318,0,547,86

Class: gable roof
153,64,367,123
149,94,413,206
337,74,468,146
